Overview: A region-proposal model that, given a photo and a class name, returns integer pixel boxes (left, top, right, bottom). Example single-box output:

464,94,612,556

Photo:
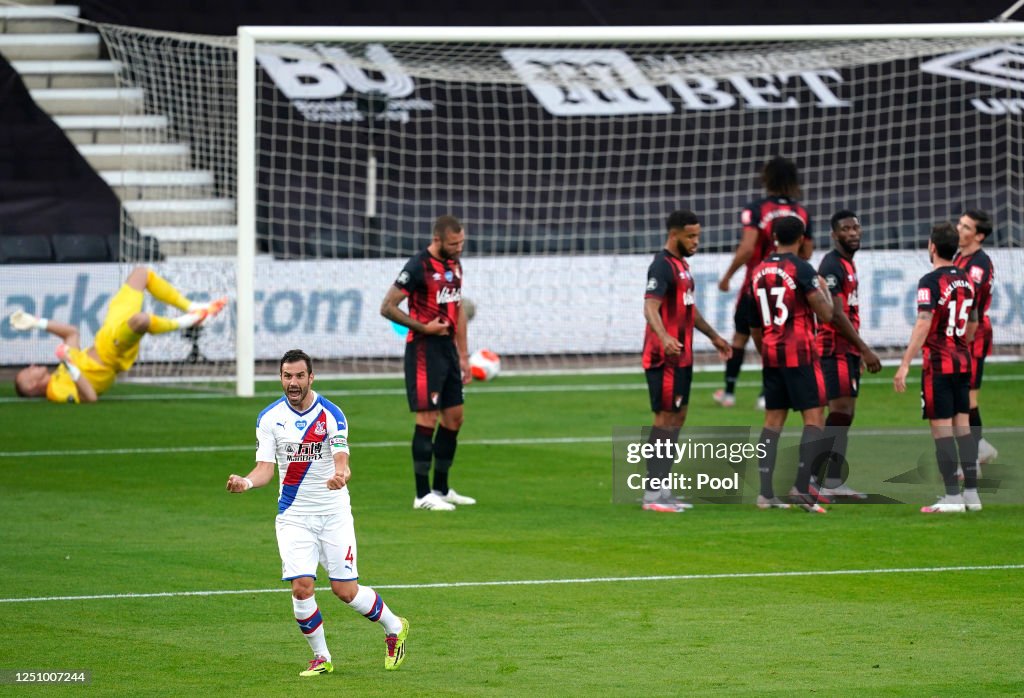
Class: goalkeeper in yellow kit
9,266,226,404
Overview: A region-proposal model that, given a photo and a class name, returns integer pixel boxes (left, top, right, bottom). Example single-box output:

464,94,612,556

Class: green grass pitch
1,363,1022,696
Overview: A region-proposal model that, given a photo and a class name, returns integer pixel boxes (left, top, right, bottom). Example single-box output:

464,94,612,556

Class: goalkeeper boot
194,296,228,325
299,656,333,677
385,618,409,670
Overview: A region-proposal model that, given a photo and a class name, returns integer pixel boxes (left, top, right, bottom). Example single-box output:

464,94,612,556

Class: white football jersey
255,390,350,515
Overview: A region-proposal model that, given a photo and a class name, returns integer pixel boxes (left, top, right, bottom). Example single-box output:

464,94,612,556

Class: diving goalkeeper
9,266,226,403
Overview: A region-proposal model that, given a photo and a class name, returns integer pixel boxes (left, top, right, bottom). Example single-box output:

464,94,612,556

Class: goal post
234,21,1024,396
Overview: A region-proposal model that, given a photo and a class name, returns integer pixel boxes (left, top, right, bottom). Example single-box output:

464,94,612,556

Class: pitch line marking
2,427,1023,459
1,564,1021,604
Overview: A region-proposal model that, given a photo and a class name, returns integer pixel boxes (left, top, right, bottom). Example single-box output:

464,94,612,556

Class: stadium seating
51,233,111,263
0,234,54,264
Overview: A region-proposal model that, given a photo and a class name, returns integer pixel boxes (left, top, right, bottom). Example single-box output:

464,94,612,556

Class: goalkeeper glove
9,310,48,332
55,344,81,381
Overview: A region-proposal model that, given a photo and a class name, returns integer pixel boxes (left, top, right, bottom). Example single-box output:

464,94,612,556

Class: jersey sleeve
255,413,277,463
322,400,350,456
916,274,939,312
644,256,674,300
817,254,844,301
393,257,424,297
740,201,759,230
802,211,813,239
795,259,821,297
45,364,80,404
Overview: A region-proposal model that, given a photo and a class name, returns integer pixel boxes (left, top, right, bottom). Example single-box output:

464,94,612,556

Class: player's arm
326,451,351,490
643,297,681,356
718,227,759,292
379,284,449,336
693,306,732,360
893,310,932,393
226,460,275,493
456,303,471,384
9,311,82,348
966,307,978,344
830,301,882,373
807,281,833,324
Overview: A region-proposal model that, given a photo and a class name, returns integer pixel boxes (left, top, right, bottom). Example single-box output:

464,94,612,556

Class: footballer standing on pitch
380,214,476,511
640,210,732,512
750,216,835,513
894,222,979,513
812,210,882,501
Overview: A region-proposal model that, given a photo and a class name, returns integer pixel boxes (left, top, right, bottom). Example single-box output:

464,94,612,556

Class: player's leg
818,354,865,498
970,348,997,464
138,265,224,314
953,374,981,512
405,340,451,510
786,364,828,513
716,296,751,407
321,514,409,669
433,342,473,505
642,365,690,512
277,515,333,675
756,367,790,509
921,372,966,514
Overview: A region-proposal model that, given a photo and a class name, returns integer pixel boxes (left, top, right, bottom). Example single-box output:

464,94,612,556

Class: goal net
235,25,1024,394
37,22,1022,396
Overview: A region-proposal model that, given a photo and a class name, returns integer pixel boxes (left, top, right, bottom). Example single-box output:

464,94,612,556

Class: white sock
175,311,204,329
293,595,330,660
187,300,208,312
347,585,402,635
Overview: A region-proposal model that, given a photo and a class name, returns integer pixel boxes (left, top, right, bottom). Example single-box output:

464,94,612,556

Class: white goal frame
235,22,1024,397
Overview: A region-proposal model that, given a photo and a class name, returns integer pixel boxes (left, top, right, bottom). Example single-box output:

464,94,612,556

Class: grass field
1,362,1022,696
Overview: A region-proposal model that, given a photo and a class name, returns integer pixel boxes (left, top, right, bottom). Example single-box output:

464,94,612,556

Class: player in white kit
227,349,409,676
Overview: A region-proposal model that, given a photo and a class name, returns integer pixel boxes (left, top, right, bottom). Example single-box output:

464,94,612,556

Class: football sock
794,425,825,494
757,427,779,498
956,434,979,490
432,426,459,494
146,314,180,334
412,424,434,498
644,426,678,494
824,412,853,484
293,595,330,660
145,268,192,311
934,436,960,496
347,586,402,635
724,349,744,396
969,407,983,444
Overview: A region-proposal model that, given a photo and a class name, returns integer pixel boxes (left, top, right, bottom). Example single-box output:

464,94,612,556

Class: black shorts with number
921,369,970,420
404,337,464,412
821,353,861,400
645,364,693,413
733,292,759,336
762,363,827,412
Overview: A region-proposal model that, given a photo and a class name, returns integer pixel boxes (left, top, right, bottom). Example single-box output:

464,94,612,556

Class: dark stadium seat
106,232,165,262
51,233,111,263
0,234,54,264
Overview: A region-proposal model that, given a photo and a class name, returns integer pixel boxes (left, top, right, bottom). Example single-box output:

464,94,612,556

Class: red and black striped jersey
751,252,822,368
916,266,975,375
953,248,994,357
738,196,812,299
643,249,696,369
394,250,462,343
816,250,860,357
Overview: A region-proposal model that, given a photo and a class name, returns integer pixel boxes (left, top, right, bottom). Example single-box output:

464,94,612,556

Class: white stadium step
0,33,100,60
12,59,118,88
124,198,236,227
31,87,144,115
77,143,192,170
139,225,239,256
0,5,79,33
100,170,216,199
53,114,168,144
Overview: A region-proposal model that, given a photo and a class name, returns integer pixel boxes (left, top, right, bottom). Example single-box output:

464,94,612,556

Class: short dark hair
963,209,992,241
931,221,959,261
830,209,858,231
433,214,463,239
666,209,700,230
280,349,313,374
774,215,805,245
762,156,800,199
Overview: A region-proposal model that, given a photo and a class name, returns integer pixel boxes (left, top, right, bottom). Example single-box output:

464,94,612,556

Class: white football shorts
275,511,359,582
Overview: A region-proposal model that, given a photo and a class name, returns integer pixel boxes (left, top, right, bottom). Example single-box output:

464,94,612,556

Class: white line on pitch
1,564,1021,604
3,373,1024,404
2,427,1023,459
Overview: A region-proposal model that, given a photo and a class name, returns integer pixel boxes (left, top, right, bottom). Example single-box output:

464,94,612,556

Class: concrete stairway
1,1,237,257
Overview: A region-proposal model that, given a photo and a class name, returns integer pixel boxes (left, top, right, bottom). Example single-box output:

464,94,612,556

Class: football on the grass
469,349,501,381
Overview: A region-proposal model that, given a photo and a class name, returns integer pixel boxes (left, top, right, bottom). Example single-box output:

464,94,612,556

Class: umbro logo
921,43,1024,92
